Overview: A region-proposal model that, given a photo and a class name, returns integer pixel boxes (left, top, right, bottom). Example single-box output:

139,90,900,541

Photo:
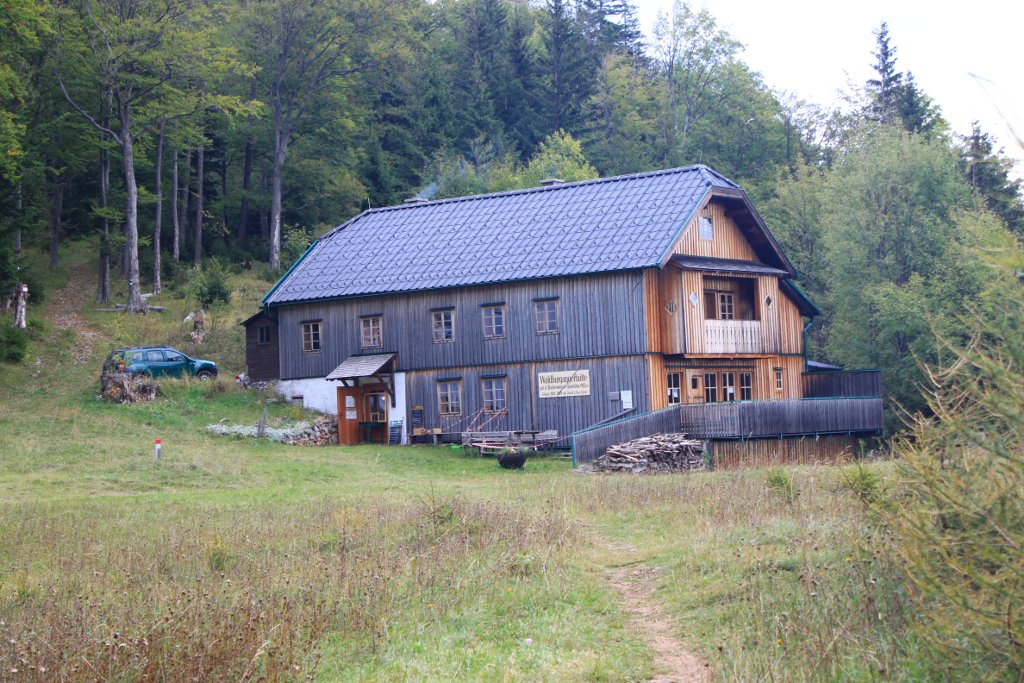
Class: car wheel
133,371,151,381
196,370,215,381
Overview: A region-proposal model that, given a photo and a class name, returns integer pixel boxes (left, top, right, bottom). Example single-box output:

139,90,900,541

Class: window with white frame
437,380,461,415
722,372,736,401
361,316,382,348
301,322,321,353
535,299,559,334
704,372,718,403
432,310,454,343
775,370,784,391
482,305,505,338
699,215,714,240
740,372,753,400
718,293,735,319
482,377,506,412
667,372,681,404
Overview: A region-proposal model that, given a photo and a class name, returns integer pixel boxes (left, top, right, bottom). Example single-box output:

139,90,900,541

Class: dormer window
699,216,714,240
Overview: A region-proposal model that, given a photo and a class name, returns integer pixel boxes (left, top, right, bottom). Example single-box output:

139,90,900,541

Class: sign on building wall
538,370,591,398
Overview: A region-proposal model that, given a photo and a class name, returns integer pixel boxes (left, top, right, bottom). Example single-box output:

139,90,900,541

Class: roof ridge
321,164,736,240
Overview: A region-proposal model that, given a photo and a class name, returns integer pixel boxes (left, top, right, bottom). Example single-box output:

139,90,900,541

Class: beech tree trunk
96,110,111,305
120,102,145,315
193,143,204,267
171,146,179,261
153,121,164,294
179,148,190,257
269,146,284,270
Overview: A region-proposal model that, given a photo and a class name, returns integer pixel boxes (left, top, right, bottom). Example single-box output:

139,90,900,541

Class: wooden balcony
704,319,761,354
678,397,883,440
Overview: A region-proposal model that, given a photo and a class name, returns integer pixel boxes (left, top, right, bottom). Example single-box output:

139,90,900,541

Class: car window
146,350,164,362
131,352,144,362
165,351,185,362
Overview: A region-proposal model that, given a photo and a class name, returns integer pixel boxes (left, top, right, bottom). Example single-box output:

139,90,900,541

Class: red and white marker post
155,439,162,459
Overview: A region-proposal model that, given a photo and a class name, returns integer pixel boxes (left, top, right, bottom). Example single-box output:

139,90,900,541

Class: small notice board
388,420,403,445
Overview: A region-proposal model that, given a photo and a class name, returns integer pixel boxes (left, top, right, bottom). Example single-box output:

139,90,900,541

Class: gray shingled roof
326,353,396,380
265,165,746,305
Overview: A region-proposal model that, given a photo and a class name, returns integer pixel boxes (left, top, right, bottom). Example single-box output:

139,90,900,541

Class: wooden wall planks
243,318,280,381
802,370,882,398
404,354,651,437
643,269,662,354
275,270,649,381
671,199,761,261
647,354,669,411
712,435,858,470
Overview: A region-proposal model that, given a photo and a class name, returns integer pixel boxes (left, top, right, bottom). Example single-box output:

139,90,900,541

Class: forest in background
0,0,1023,429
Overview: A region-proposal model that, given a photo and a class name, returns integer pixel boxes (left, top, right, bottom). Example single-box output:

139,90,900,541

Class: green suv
103,346,218,380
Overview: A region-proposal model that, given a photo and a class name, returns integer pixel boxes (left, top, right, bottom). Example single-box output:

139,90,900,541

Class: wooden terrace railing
571,396,883,465
571,406,687,466
678,397,883,440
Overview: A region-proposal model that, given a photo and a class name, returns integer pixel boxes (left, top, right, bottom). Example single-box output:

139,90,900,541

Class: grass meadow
0,242,938,681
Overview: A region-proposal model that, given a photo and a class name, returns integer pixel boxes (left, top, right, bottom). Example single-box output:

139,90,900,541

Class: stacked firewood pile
284,416,339,446
101,373,160,403
594,434,706,474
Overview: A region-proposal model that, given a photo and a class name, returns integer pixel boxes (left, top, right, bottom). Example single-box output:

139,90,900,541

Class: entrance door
336,385,363,446
685,370,704,403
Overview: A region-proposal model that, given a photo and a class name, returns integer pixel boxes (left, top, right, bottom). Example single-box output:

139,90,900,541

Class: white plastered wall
275,377,338,415
274,372,407,444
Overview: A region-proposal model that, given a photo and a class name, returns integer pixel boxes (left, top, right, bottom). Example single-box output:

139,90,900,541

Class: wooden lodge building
245,165,882,465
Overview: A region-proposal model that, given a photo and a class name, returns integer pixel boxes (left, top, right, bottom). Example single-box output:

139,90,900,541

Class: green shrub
190,259,232,308
842,461,883,506
765,467,798,503
0,326,29,363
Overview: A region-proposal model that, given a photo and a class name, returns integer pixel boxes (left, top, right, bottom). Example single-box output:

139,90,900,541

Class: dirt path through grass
48,263,106,365
603,542,711,683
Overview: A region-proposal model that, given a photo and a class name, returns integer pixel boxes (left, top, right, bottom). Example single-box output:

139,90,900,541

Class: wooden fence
678,397,883,439
801,370,881,398
571,406,684,465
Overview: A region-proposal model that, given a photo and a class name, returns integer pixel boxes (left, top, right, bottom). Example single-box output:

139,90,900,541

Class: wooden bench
460,430,560,456
461,431,516,457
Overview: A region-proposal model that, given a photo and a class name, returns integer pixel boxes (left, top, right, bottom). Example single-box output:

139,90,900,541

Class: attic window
699,216,714,240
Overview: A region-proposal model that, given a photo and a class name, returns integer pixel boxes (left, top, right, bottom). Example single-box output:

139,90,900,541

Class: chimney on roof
403,197,428,205
539,178,565,187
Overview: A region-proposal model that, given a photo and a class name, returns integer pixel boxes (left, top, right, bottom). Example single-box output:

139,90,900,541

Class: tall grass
540,466,922,681
0,494,592,681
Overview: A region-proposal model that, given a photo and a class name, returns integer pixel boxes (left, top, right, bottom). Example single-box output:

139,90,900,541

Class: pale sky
632,0,1023,171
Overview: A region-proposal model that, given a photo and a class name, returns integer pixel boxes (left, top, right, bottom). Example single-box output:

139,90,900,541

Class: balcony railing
705,319,761,354
678,397,883,440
